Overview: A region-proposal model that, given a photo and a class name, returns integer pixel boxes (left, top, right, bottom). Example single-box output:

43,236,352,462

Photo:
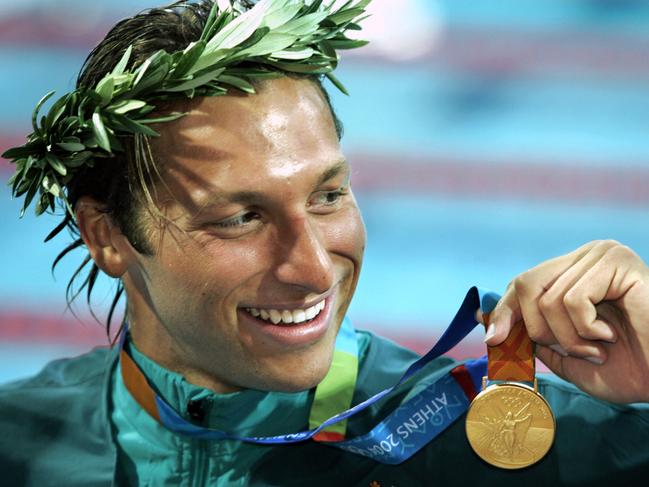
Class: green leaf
325,72,349,95
217,75,256,93
187,48,232,74
60,116,81,134
110,73,135,94
21,175,42,217
327,38,369,49
205,0,270,51
261,0,301,29
134,64,171,95
172,40,207,78
352,0,372,11
201,1,220,40
275,12,328,36
109,113,160,136
95,76,115,106
44,93,70,131
132,51,172,94
32,90,55,132
260,59,330,74
45,153,67,176
92,110,111,152
56,141,86,152
15,177,31,196
304,0,324,14
112,45,133,76
165,66,225,92
327,7,364,25
236,32,297,58
82,137,99,149
133,56,154,87
232,26,271,52
42,174,62,197
138,112,186,124
2,145,33,160
225,67,282,80
271,48,315,60
201,4,230,42
65,151,93,168
7,171,18,188
35,193,50,216
110,99,148,115
319,40,338,63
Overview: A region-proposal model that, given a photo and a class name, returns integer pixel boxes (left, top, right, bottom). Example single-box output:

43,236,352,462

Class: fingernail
594,321,617,344
484,324,496,342
549,344,569,357
586,356,604,365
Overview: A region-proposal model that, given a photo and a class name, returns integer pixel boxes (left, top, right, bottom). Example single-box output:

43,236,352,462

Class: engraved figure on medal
481,399,533,461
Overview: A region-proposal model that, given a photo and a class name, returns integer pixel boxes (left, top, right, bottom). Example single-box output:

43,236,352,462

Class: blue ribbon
129,287,499,463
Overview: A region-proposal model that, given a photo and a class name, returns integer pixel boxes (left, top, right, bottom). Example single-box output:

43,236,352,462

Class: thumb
483,292,520,346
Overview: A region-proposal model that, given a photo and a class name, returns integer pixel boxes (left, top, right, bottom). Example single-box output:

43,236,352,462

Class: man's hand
483,240,649,404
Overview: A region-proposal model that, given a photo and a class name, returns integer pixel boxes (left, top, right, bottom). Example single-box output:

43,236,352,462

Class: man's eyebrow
316,159,350,186
195,191,261,211
194,160,350,211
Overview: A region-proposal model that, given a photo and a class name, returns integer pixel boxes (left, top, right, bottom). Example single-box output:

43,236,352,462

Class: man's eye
214,211,260,228
311,188,349,208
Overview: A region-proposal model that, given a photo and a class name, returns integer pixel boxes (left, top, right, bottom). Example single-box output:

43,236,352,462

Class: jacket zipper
190,439,208,487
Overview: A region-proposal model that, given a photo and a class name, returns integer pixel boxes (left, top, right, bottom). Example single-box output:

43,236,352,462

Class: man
1,1,648,485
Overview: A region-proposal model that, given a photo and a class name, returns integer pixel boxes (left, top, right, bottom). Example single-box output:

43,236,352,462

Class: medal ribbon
484,314,535,382
120,287,500,464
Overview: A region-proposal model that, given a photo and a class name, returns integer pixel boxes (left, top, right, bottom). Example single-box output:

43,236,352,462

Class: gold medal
466,316,556,469
466,380,555,469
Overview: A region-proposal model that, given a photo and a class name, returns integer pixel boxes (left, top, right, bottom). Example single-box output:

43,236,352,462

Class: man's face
123,77,366,393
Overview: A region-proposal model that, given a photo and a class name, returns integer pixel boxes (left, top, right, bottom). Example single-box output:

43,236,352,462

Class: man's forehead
186,158,351,211
152,78,336,161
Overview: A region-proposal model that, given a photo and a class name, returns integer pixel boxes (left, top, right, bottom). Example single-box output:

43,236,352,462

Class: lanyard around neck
120,316,359,441
119,287,500,463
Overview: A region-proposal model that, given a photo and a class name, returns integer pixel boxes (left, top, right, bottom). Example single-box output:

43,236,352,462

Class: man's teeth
245,300,326,325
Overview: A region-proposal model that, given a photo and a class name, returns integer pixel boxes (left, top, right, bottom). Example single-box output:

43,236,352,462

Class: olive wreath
3,0,370,242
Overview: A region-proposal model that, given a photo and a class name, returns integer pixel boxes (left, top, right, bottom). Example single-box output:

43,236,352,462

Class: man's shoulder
0,346,116,432
0,346,114,392
0,345,116,426
0,347,118,486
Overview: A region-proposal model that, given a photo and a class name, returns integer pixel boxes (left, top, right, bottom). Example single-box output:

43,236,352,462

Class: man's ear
75,196,134,278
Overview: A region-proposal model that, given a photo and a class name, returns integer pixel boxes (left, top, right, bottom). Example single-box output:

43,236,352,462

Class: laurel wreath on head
2,0,370,236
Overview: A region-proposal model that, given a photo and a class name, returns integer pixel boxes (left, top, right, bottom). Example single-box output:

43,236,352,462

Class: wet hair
55,0,344,341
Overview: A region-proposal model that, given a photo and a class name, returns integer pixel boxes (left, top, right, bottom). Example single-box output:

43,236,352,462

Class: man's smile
237,294,336,348
245,299,326,325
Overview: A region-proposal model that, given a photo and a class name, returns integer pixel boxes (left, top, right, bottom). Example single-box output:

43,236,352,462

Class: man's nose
273,217,335,294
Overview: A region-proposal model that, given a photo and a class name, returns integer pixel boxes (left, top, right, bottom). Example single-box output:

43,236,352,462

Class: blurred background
1,0,649,384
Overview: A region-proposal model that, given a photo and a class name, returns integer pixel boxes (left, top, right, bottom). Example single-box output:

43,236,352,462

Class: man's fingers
536,241,617,360
564,244,639,343
483,240,623,350
497,243,598,347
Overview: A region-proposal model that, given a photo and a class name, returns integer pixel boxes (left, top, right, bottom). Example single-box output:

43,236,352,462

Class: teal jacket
1,330,649,486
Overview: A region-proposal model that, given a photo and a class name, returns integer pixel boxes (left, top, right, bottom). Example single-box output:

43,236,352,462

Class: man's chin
254,358,333,393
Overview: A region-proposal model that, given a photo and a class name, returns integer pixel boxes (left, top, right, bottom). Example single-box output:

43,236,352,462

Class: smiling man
2,1,649,486
87,77,365,395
